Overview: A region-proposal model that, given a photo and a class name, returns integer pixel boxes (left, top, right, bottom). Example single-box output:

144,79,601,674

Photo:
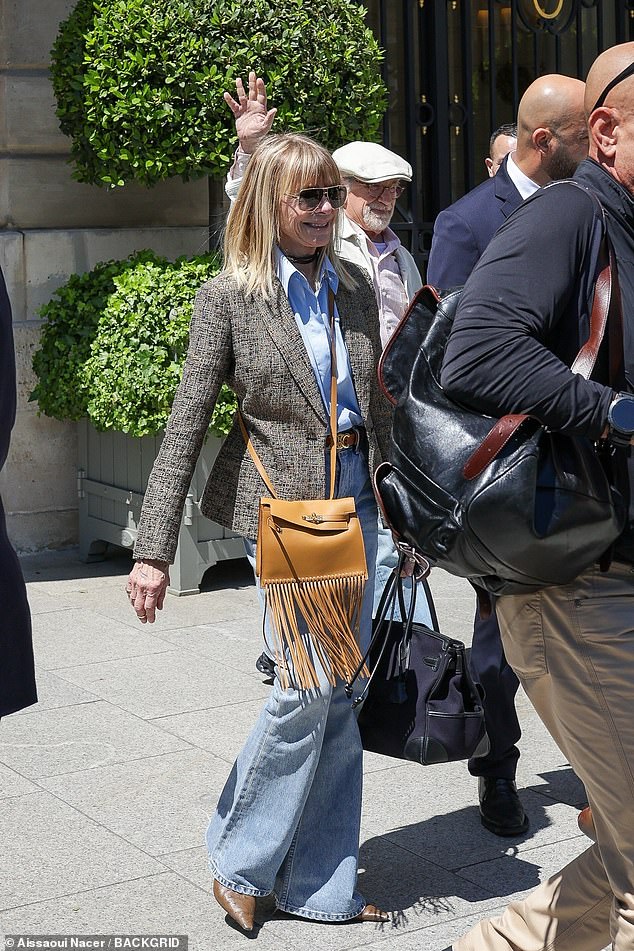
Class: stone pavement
0,549,593,951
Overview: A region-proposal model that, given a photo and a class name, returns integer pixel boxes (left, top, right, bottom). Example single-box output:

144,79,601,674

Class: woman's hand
223,70,277,154
126,559,170,623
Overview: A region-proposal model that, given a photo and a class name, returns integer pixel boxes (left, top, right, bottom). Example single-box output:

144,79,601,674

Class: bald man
438,43,634,951
426,73,588,841
427,73,587,288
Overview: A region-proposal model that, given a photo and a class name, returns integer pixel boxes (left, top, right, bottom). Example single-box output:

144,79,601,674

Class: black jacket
0,267,37,716
441,159,634,562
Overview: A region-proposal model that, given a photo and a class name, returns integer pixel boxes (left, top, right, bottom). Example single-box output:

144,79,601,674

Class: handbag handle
463,237,623,481
238,286,340,500
345,556,417,703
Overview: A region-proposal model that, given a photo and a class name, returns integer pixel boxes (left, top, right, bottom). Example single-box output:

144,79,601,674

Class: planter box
77,419,244,595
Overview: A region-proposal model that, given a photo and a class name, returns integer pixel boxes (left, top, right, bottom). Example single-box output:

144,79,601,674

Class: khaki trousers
455,561,634,951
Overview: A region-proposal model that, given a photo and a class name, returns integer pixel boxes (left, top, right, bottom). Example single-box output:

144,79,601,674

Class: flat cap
332,141,412,183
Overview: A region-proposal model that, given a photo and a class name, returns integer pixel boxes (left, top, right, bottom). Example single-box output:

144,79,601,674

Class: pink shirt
367,228,410,348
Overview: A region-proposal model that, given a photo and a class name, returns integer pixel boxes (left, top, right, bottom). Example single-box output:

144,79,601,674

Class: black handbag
375,225,627,597
346,566,489,765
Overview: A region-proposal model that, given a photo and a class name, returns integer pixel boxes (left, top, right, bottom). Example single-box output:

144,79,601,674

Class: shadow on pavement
357,789,566,917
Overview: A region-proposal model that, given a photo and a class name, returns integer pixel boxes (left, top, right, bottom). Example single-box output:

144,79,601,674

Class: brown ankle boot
213,879,256,931
353,903,389,922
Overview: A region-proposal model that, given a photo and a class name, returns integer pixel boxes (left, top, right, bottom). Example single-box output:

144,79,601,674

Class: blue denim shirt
276,249,363,432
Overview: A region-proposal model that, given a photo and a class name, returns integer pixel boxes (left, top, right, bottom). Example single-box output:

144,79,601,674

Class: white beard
361,204,392,234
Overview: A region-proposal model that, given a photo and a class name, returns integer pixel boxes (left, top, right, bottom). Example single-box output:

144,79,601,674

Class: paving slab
362,759,586,874
152,697,267,765
358,825,500,914
261,846,499,951
352,902,608,951
0,700,190,778
24,586,72,616
0,761,40,799
455,836,590,896
54,585,260,633
9,669,99,715
353,911,509,951
39,748,231,856
154,621,268,680
159,846,211,892
0,872,297,951
362,749,411,775
362,757,479,833
31,608,174,671
0,791,162,910
525,763,587,809
53,649,269,719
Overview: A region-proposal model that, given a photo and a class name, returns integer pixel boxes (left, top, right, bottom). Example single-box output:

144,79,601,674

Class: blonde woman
126,134,391,931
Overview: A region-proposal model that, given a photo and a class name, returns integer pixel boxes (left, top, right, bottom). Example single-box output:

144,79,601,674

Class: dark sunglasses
591,60,634,112
287,186,348,210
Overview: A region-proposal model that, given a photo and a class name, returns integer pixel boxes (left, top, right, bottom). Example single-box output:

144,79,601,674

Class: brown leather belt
325,427,364,450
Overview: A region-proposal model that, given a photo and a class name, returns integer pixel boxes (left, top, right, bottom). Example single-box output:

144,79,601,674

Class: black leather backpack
374,272,626,596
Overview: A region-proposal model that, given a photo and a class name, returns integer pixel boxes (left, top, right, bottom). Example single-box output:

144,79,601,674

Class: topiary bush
51,0,388,187
31,250,237,437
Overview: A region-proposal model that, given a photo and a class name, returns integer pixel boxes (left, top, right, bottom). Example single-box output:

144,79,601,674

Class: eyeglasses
591,60,634,112
286,186,348,210
355,180,407,199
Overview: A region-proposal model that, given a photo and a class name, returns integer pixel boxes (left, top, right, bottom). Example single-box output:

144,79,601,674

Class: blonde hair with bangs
223,133,355,298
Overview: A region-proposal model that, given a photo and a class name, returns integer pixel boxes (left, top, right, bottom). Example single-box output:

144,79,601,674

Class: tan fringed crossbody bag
238,293,368,690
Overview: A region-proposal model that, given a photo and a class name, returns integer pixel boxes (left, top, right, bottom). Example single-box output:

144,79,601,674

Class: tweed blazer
133,262,392,564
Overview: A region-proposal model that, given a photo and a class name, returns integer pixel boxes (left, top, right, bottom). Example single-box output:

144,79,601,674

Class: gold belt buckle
337,430,356,450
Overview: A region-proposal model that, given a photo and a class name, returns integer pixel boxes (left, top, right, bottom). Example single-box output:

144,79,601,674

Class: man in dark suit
427,74,588,837
428,74,588,289
0,265,37,719
484,123,517,178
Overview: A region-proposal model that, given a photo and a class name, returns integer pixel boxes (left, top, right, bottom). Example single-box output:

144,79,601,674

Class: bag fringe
264,574,369,690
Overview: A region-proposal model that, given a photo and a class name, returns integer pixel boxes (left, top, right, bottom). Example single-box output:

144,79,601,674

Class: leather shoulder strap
237,412,277,498
327,287,338,501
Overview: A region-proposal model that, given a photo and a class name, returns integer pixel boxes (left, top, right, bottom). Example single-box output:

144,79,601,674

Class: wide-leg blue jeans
206,441,378,921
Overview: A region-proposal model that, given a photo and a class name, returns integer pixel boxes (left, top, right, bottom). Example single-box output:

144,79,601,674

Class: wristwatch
607,392,634,447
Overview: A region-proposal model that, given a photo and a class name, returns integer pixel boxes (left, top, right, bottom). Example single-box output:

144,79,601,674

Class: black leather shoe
256,651,275,684
478,777,529,837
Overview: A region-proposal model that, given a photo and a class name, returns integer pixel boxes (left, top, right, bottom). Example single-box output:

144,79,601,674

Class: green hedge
51,0,387,186
31,250,237,437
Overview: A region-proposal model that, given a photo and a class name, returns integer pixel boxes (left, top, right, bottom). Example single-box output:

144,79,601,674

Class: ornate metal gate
365,0,634,273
